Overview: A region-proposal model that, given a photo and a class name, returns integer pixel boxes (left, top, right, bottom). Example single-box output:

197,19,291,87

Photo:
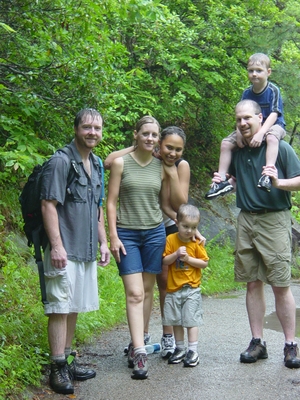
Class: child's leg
257,131,283,192
168,325,186,364
187,326,199,344
173,325,185,346
265,134,280,166
219,139,236,181
184,326,200,367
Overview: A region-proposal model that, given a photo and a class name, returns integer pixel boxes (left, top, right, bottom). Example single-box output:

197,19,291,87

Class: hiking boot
284,342,300,369
257,175,272,192
168,347,186,364
161,334,175,359
127,342,134,368
49,360,74,395
240,338,268,363
183,350,199,367
131,353,148,380
67,352,96,381
205,181,234,200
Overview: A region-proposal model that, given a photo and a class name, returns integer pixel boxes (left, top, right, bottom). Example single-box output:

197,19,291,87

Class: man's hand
98,243,111,267
50,245,68,269
262,165,279,187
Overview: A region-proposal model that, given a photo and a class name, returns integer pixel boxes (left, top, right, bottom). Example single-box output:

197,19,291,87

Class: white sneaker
161,334,175,359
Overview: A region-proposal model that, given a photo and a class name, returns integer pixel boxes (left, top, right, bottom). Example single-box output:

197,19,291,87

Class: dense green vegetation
1,0,300,398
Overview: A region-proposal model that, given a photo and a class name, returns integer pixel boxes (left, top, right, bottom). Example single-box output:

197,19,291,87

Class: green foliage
0,229,125,399
202,238,245,295
76,262,126,343
2,0,300,397
2,0,300,182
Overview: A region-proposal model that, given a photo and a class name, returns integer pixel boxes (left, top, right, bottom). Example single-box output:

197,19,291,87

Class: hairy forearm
41,200,63,249
98,207,108,245
275,177,300,191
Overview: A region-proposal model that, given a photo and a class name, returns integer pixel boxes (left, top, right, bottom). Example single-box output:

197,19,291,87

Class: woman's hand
109,236,127,263
193,229,206,246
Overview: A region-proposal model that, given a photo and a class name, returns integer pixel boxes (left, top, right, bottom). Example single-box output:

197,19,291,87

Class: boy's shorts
163,285,203,328
234,210,292,287
43,245,99,315
223,125,286,145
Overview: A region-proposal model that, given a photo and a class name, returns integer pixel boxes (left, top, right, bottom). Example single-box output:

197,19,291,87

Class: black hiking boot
49,360,74,394
68,351,96,381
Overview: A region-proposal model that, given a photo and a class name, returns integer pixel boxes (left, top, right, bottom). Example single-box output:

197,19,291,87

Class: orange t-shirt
163,232,209,293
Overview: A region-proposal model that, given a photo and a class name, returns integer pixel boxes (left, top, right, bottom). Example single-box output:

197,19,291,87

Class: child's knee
221,139,235,152
266,133,279,144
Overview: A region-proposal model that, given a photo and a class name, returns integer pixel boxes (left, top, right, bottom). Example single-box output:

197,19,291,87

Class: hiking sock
64,347,72,358
134,346,146,355
175,340,185,350
50,354,66,363
188,341,198,353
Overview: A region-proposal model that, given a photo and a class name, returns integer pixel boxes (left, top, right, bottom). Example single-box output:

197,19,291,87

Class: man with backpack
40,108,110,395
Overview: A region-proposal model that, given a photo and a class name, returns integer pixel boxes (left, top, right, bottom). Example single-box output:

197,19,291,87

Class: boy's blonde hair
247,53,271,69
177,204,200,223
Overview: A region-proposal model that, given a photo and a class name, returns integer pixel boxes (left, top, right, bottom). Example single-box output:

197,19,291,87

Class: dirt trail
31,283,300,400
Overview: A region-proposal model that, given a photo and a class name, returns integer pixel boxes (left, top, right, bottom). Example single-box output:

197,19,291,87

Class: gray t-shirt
41,140,102,262
229,141,300,212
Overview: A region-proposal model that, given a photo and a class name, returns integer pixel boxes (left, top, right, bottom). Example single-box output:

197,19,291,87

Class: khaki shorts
43,245,99,315
163,285,203,328
234,210,292,287
223,125,286,145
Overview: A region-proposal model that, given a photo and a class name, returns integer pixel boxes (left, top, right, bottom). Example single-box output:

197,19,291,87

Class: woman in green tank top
106,123,205,371
107,116,170,380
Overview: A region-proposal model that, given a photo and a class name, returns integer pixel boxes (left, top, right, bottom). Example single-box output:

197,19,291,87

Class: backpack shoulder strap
57,145,81,181
98,157,105,206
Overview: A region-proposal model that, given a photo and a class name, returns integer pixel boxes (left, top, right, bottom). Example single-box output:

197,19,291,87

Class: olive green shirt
117,154,163,229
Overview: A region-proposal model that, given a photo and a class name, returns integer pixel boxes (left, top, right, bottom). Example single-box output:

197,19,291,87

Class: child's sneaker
161,334,175,359
183,350,199,367
168,347,186,364
131,353,148,380
257,175,272,192
205,181,234,200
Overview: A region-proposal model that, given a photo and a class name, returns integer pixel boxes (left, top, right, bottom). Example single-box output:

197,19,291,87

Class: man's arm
41,199,67,269
263,165,300,191
97,206,110,266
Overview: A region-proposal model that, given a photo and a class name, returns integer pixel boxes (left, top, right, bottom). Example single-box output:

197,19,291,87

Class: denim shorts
117,223,166,276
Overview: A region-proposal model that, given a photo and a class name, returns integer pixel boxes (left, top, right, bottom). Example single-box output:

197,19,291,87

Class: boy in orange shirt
162,204,209,367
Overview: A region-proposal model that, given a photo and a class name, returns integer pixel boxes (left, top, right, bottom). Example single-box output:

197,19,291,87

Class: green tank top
117,154,163,229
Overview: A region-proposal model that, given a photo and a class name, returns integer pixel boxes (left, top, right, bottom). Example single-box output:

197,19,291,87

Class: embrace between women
105,116,206,379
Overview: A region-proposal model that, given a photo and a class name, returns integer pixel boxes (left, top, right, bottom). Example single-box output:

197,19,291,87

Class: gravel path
31,283,300,400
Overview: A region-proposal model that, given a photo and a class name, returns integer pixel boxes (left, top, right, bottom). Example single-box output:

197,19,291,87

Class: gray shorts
163,285,203,328
235,210,292,287
43,245,99,315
